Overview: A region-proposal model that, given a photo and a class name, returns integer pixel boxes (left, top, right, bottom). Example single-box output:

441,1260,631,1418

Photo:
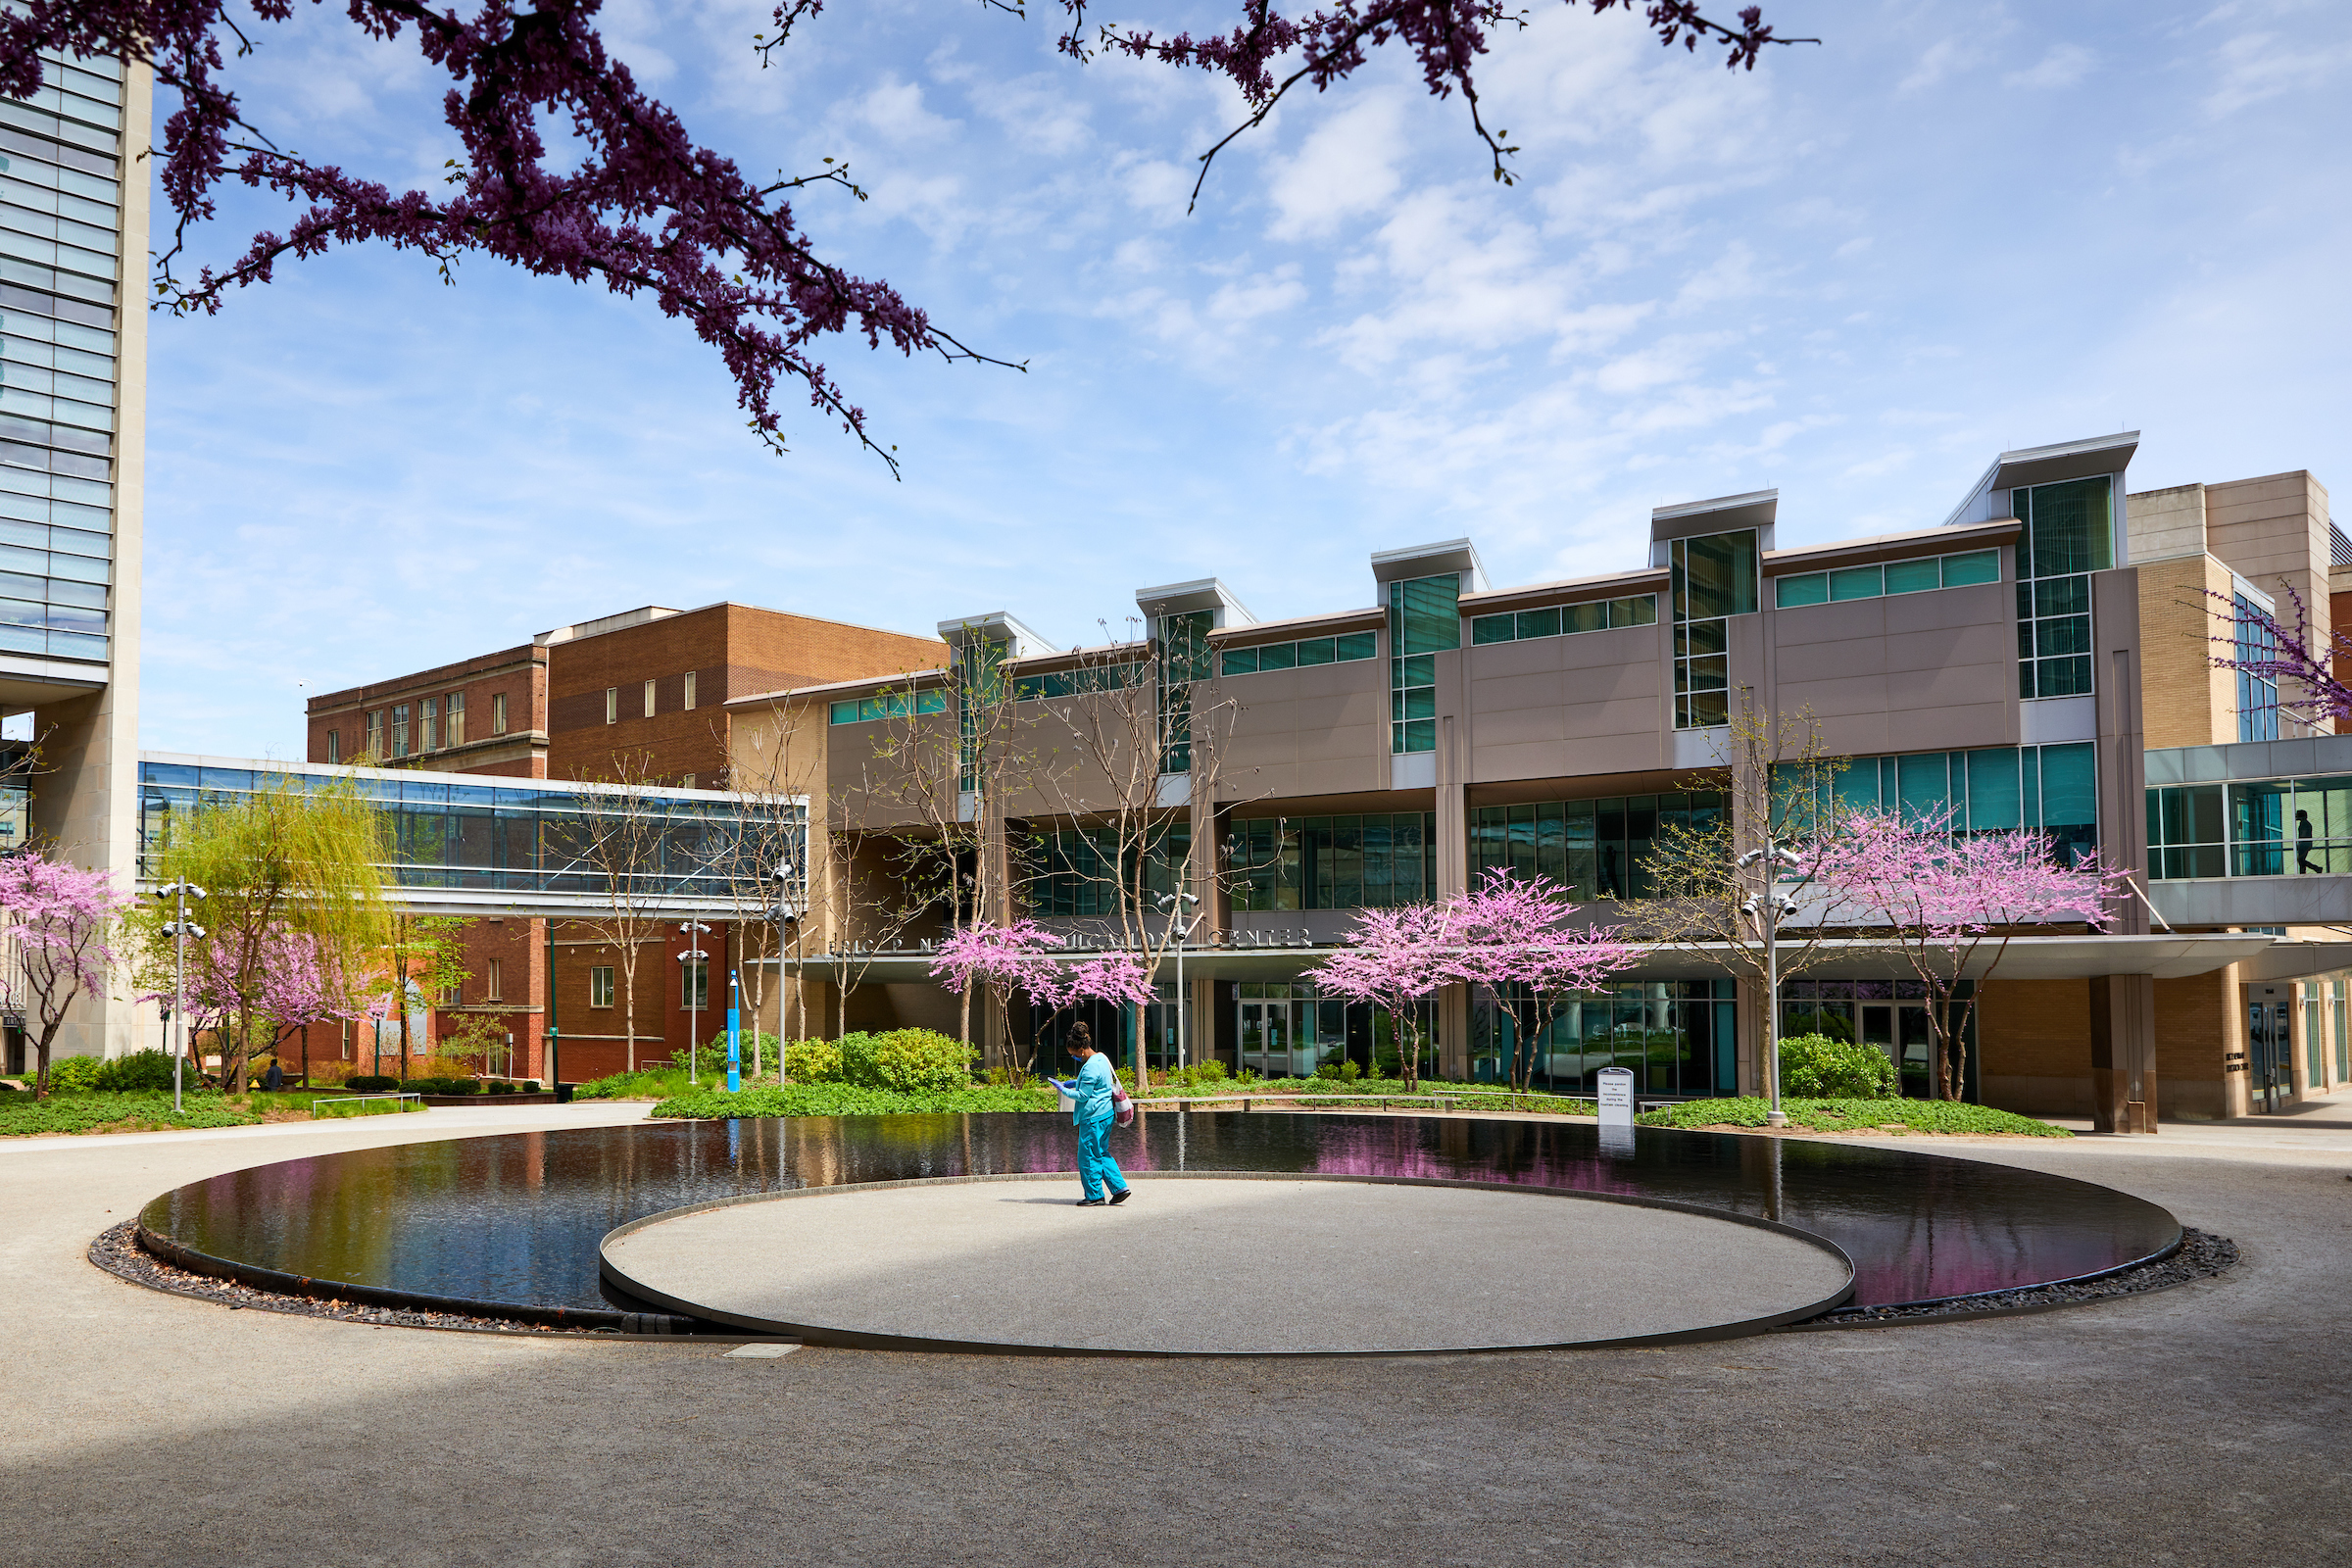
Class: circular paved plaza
599,1176,1854,1352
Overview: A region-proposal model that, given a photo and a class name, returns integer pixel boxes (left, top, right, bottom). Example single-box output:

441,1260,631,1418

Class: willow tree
139,775,393,1092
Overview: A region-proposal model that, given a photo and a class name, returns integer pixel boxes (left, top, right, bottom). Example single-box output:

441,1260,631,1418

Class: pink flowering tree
1442,869,1639,1093
0,4,1792,467
0,854,132,1100
1055,950,1160,1083
253,929,368,1085
2209,585,2350,731
1306,902,1457,1091
928,920,1065,1080
1817,808,2133,1101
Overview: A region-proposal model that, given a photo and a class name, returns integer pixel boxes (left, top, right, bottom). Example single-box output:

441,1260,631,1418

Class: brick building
305,602,942,1080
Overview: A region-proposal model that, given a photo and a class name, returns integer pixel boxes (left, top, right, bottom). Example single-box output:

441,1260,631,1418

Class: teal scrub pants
1076,1114,1127,1201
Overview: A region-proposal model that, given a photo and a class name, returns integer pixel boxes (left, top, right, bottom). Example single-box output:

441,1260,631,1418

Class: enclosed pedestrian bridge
2146,736,2352,932
135,755,806,919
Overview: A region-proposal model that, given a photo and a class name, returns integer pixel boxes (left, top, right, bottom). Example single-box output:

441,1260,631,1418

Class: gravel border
85,1222,770,1342
1788,1227,2239,1330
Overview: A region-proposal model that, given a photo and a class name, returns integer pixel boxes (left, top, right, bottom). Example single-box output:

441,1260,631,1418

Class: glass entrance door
2246,992,2292,1113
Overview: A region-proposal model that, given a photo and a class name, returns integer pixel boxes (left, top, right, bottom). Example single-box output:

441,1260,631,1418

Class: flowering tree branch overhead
2208,585,2349,730
1065,0,1810,206
1,2,1796,473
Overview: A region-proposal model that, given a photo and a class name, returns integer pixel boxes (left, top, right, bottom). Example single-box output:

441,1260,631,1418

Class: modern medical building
0,49,146,1060
744,434,2352,1129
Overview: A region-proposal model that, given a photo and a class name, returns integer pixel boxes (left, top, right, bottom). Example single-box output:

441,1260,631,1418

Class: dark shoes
1077,1198,1106,1206
1109,1188,1132,1205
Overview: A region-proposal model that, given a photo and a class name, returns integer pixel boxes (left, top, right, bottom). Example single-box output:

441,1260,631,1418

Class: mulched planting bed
1792,1227,2239,1330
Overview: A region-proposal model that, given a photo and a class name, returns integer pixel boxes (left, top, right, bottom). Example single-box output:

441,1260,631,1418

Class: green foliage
1314,1059,1362,1083
312,1095,424,1119
1634,1097,2071,1137
1778,1034,1900,1099
652,1082,1060,1119
783,1038,843,1083
408,1077,480,1096
864,1029,975,1092
1166,1058,1228,1090
673,1030,784,1075
42,1054,105,1093
0,1091,261,1136
345,1075,399,1093
92,1051,185,1093
575,1066,699,1102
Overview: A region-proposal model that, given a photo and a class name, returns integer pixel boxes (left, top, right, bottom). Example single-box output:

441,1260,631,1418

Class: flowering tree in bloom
0,3,1793,467
1816,808,2132,1101
2209,585,2349,730
253,929,368,1084
929,919,1064,1078
0,854,131,1100
1443,869,1638,1092
1306,902,1456,1091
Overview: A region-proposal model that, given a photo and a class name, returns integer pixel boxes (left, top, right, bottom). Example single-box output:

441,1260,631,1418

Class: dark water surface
139,1113,2179,1316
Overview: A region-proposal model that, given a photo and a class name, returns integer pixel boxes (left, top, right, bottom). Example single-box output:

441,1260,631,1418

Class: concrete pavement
1,1105,2345,1567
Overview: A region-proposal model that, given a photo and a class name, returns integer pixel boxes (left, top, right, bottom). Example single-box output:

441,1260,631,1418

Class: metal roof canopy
800,932,2285,985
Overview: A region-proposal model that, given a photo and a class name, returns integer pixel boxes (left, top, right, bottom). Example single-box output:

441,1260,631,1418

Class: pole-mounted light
153,881,207,1113
679,920,712,1085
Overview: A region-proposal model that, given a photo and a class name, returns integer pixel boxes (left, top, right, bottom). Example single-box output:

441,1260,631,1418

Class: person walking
2296,808,2321,874
1046,1023,1131,1208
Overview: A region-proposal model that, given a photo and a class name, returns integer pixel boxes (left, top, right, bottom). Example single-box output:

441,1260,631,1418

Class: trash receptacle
556,1082,574,1104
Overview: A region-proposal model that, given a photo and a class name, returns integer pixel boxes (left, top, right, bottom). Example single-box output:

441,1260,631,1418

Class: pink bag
1112,1082,1136,1128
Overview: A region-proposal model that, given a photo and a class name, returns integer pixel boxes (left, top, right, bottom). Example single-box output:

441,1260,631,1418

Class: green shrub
1634,1096,2070,1137
575,1066,696,1101
93,1050,183,1093
346,1075,399,1093
865,1029,974,1093
672,1030,784,1075
653,1082,1059,1119
0,1091,260,1136
1779,1034,1899,1099
1314,1059,1362,1083
784,1038,844,1083
43,1054,105,1094
485,1080,515,1095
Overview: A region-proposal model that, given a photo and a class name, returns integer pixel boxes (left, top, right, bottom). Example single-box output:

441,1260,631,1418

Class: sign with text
1596,1067,1635,1129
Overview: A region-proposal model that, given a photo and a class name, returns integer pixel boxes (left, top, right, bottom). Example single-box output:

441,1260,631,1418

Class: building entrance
2245,986,2293,1114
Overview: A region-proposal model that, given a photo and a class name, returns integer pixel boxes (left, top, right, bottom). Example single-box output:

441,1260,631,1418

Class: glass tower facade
0,48,125,666
1670,529,1756,728
1387,575,1458,754
2014,476,2111,700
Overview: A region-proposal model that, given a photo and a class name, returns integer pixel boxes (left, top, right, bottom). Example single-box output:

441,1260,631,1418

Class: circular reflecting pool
137,1113,2180,1328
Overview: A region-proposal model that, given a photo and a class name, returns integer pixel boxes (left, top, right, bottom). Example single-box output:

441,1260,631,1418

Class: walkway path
2,1103,2345,1567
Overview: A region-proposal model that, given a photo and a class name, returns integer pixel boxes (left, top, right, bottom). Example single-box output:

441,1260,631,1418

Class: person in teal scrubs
1045,1024,1131,1207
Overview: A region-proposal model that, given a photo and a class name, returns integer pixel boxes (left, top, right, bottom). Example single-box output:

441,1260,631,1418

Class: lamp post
767,858,801,1069
152,880,206,1115
678,920,712,1085
1154,891,1201,1075
1737,843,1803,1129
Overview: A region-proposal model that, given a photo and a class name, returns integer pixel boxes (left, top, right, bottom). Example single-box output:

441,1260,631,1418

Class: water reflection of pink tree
1306,903,1455,1092
1443,870,1639,1093
1817,809,2130,1101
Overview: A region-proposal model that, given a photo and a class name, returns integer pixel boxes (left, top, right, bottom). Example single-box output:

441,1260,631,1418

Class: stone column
2090,972,2158,1133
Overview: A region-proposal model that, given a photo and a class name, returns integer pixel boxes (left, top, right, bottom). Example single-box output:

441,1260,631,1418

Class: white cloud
2007,44,2096,89
2204,30,2352,117
1264,94,1410,242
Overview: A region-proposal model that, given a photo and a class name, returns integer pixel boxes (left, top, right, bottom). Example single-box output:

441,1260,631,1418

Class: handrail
1129,1089,1597,1114
310,1093,423,1115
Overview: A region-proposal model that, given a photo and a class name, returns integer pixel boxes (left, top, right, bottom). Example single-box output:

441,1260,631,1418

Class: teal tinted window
1941,550,1999,587
1258,642,1296,671
1615,595,1658,626
1884,558,1940,595
1673,530,1759,620
1964,749,2022,830
828,700,857,724
1229,812,1438,909
1295,637,1337,666
1471,614,1513,645
1389,575,1461,656
2038,743,2096,826
1564,601,1607,634
1776,573,1828,608
1896,753,1949,821
1221,647,1258,675
1515,608,1560,640
1829,565,1883,602
2020,477,2113,579
1336,631,1376,661
1221,632,1377,674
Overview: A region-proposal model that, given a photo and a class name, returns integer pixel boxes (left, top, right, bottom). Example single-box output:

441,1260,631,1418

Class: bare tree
1634,696,1883,1125
710,710,822,1075
560,755,672,1075
1027,616,1258,1076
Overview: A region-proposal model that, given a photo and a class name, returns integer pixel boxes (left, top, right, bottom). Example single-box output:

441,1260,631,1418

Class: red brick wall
308,645,549,777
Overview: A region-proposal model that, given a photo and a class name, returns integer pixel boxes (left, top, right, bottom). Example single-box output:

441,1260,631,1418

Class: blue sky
140,0,2352,758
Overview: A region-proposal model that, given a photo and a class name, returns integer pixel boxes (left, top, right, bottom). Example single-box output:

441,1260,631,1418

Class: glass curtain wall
1157,610,1213,774
1234,981,1437,1079
1387,575,1458,754
1468,980,1735,1096
1469,793,1724,900
1026,823,1191,917
1226,813,1438,910
2234,594,2280,742
0,47,122,666
1670,530,1756,729
2014,476,2112,700
2149,775,2352,878
1781,744,2099,864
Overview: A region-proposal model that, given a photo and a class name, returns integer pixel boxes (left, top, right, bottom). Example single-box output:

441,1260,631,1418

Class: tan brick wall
2134,553,2234,749
2154,969,2233,1121
1978,977,2091,1116
2205,469,2332,659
